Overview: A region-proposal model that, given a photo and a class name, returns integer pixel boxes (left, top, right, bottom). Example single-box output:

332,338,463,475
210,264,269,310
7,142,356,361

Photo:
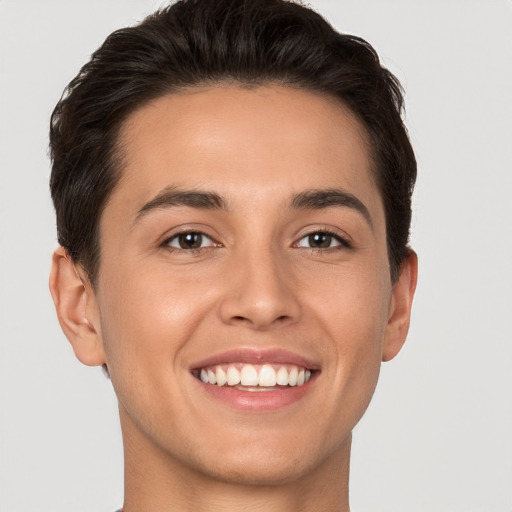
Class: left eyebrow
289,188,373,229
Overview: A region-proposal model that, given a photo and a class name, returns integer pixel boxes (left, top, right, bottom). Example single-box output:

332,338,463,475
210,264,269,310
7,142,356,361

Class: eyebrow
290,188,373,228
134,186,226,223
133,186,372,229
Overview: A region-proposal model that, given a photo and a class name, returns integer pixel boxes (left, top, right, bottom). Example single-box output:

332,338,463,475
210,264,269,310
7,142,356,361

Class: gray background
1,1,511,511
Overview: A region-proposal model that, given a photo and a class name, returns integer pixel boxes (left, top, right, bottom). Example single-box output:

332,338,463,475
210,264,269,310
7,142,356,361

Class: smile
194,363,313,389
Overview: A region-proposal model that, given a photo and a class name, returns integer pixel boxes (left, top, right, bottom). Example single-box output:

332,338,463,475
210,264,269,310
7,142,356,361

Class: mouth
192,363,314,391
190,349,320,410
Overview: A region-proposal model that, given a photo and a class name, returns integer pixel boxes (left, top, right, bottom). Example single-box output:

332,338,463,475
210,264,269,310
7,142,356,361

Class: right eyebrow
133,186,227,225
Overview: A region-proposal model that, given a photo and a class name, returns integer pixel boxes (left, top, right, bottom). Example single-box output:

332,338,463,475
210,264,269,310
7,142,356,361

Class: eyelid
166,232,215,249
158,224,352,252
293,226,353,249
160,226,222,251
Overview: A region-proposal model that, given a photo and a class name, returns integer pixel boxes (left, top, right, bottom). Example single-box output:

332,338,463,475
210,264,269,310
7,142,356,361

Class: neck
121,417,352,512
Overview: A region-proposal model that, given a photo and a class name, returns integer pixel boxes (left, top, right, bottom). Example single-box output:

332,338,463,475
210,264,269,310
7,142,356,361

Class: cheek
307,265,391,407
306,257,391,343
94,266,222,449
96,266,213,383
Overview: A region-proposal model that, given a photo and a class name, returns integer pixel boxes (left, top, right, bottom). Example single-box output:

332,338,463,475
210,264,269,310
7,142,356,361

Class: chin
194,454,314,486
178,429,349,487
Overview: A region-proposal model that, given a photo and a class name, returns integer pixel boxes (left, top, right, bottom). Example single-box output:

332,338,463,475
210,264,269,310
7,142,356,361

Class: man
49,0,417,510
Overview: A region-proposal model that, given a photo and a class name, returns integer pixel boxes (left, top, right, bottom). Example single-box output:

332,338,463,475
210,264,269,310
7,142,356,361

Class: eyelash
295,229,352,251
162,231,218,253
161,229,351,253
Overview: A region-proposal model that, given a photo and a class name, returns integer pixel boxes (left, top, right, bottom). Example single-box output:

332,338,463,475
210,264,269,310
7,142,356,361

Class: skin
50,85,417,512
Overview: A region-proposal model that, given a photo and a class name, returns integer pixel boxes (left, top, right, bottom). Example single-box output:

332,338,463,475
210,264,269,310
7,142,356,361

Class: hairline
84,80,390,288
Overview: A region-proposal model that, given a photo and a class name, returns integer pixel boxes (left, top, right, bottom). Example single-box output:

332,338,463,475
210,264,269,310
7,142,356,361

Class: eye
165,231,216,250
296,231,348,249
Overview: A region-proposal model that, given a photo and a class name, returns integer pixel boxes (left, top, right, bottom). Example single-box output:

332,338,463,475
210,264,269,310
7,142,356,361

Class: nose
218,248,302,330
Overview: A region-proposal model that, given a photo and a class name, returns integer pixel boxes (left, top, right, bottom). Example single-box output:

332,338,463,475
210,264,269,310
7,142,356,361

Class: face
84,85,410,484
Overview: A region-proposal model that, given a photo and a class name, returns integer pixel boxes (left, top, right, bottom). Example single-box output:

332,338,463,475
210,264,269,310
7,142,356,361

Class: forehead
111,85,382,222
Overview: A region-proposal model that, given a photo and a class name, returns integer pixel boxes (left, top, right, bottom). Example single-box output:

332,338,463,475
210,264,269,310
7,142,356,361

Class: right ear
49,247,106,366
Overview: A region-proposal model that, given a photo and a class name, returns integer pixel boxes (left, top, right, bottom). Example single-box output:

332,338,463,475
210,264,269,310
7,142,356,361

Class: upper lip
191,348,321,371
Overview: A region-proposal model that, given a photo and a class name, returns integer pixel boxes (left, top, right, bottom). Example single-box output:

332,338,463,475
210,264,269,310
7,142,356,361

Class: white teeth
216,366,227,386
198,363,314,388
288,366,298,386
259,364,277,386
207,369,217,384
276,366,288,385
240,365,259,386
226,366,241,386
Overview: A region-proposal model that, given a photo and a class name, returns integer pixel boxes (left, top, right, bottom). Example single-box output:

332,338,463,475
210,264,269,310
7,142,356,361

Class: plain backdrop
1,1,511,511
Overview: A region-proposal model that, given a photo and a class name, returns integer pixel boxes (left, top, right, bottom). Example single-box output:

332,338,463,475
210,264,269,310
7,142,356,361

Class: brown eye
166,232,214,250
296,232,345,249
308,233,332,248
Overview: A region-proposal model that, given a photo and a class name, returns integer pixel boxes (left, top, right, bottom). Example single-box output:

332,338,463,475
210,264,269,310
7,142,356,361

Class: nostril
231,314,291,325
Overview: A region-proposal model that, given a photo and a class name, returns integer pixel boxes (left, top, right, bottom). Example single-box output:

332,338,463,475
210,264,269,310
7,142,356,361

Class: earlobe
382,250,418,362
49,247,106,366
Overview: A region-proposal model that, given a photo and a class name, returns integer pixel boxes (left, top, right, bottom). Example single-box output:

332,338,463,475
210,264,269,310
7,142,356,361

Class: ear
382,250,418,362
49,247,106,366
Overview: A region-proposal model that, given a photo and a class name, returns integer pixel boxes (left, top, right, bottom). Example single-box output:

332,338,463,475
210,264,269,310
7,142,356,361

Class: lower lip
195,377,315,411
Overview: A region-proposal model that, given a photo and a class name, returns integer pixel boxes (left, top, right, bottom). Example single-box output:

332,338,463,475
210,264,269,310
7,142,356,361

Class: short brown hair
50,0,416,284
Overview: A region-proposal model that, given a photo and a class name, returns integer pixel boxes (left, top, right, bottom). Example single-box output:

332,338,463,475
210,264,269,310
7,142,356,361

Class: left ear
382,250,418,362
